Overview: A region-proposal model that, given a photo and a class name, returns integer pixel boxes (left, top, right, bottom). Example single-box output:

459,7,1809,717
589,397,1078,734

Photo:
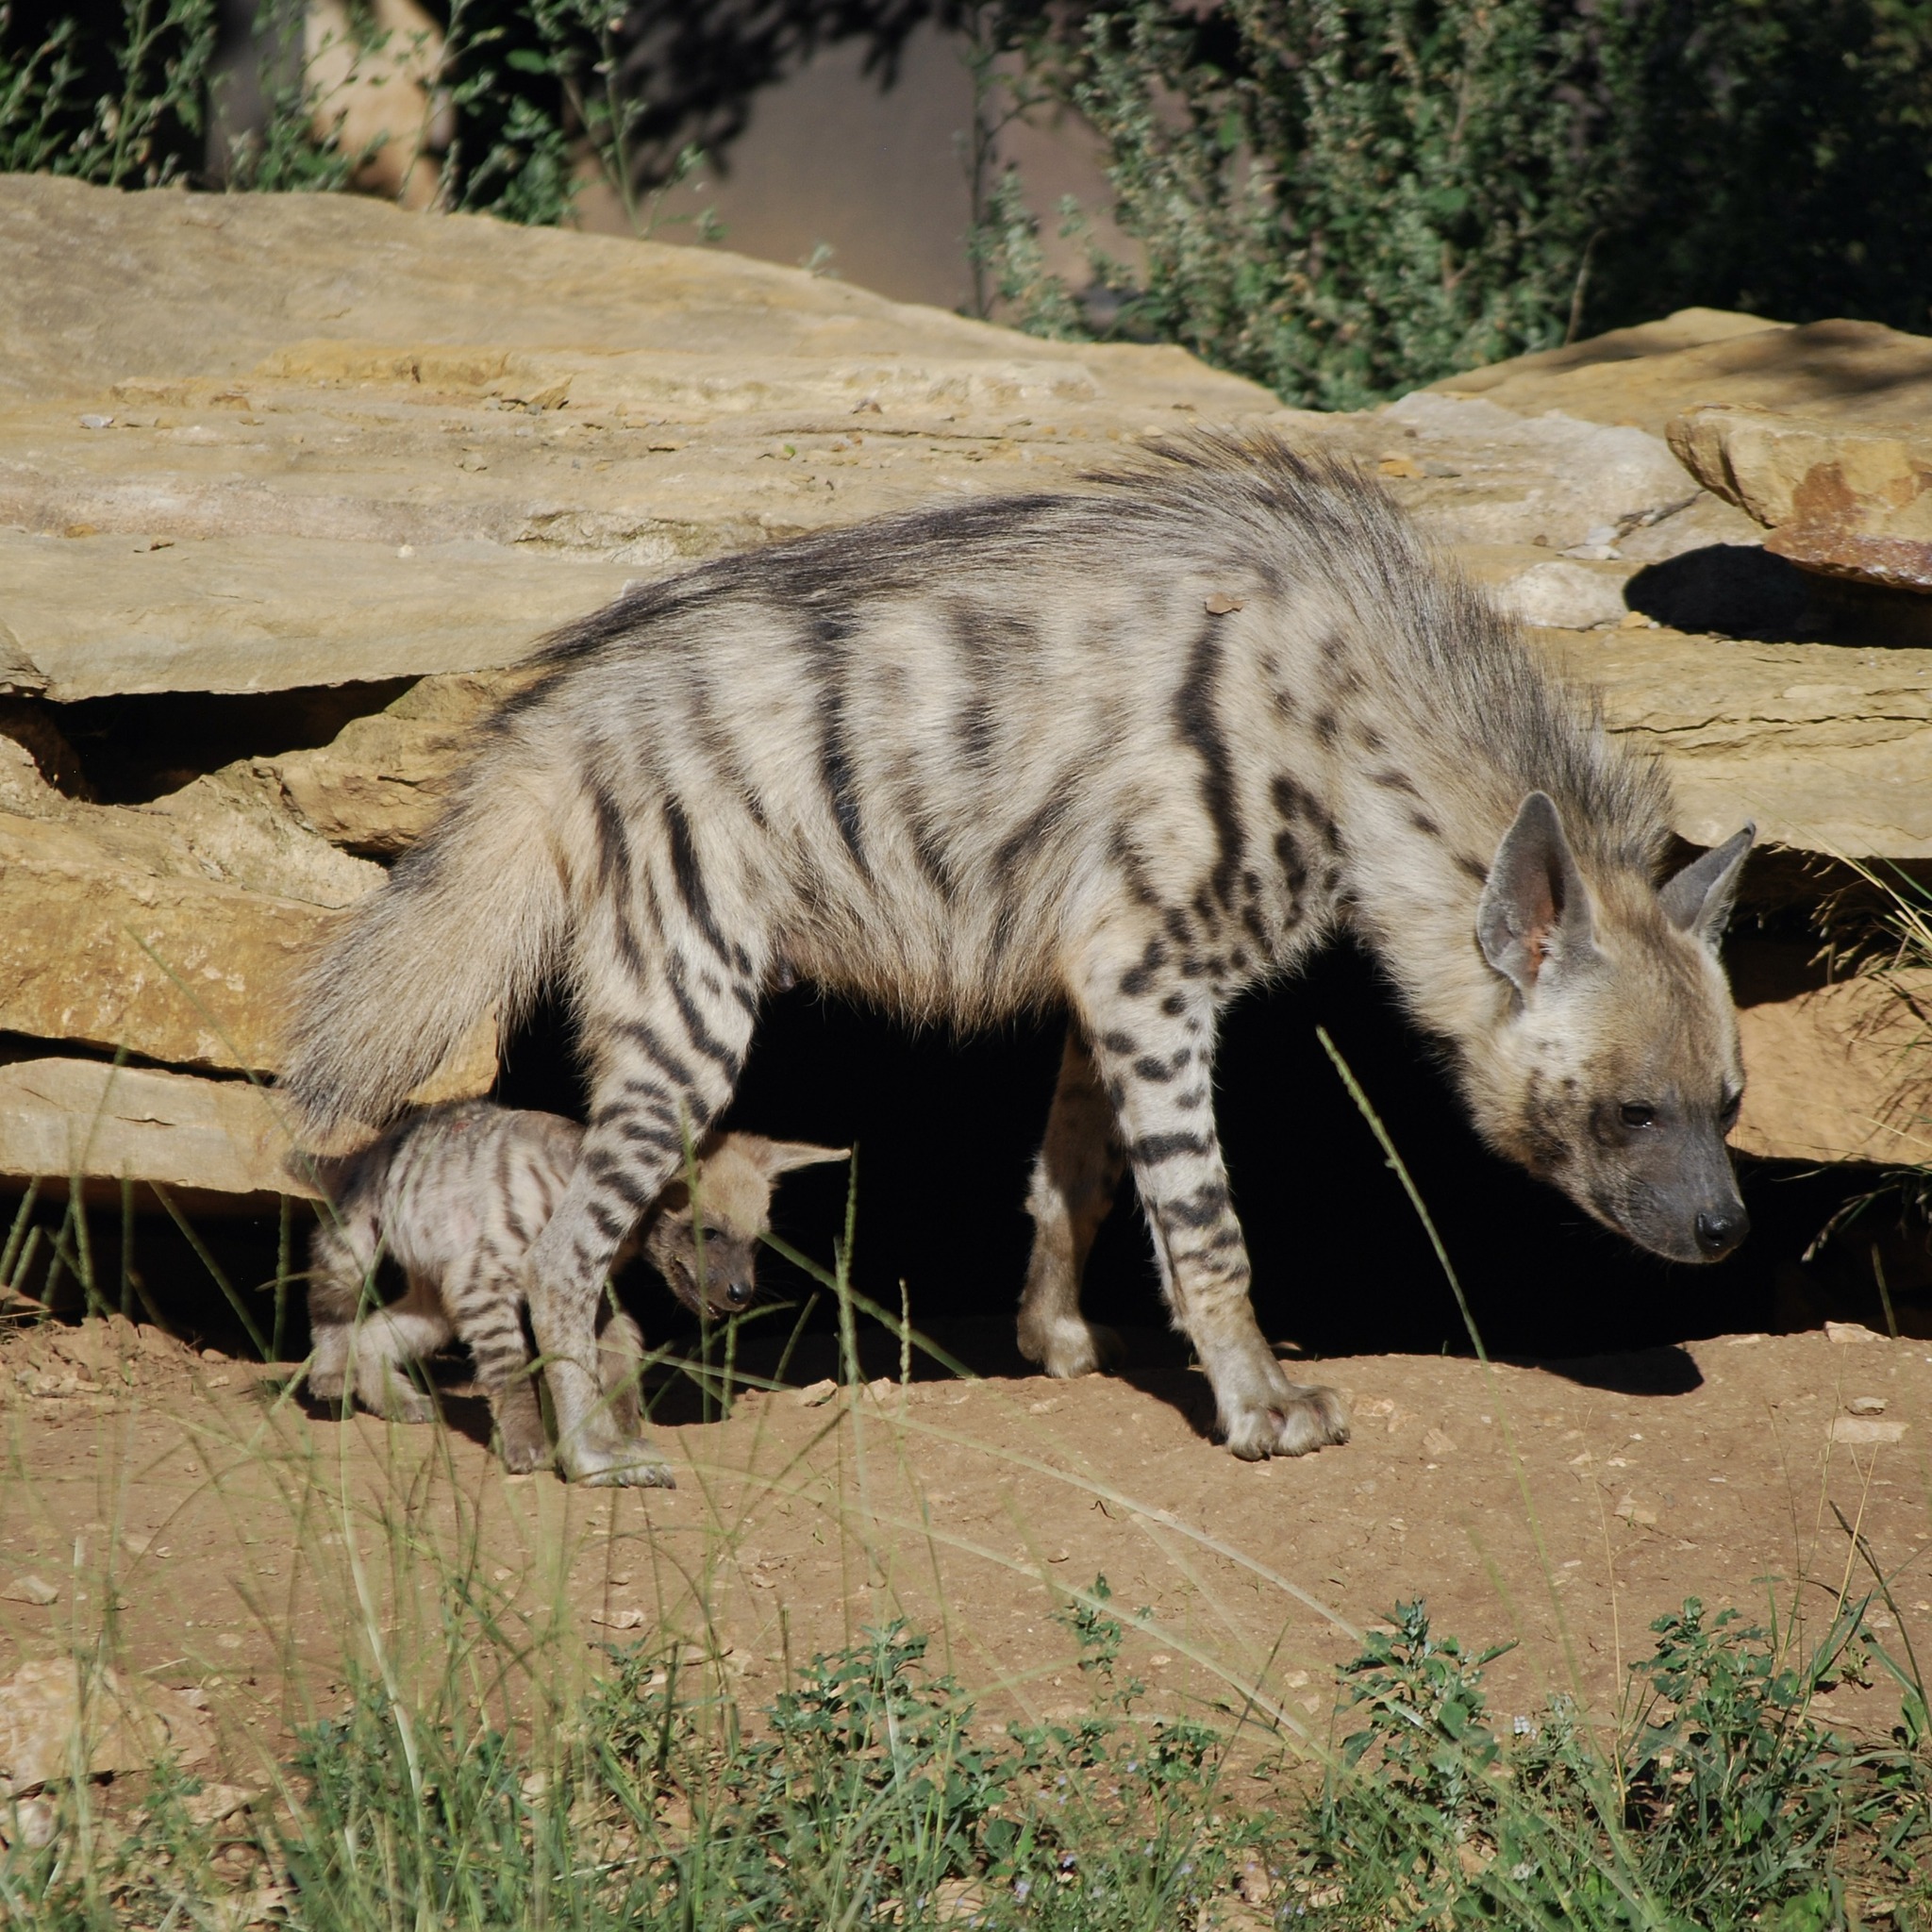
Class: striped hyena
283,435,1753,1485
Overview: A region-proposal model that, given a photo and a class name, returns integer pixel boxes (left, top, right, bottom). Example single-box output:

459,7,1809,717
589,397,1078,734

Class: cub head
643,1133,848,1316
1462,791,1754,1265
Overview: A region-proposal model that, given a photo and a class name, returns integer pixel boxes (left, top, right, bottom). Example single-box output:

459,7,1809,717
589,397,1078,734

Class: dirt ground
0,1312,1926,1790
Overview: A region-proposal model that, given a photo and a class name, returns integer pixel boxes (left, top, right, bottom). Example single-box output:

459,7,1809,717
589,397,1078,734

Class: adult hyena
284,435,1752,1484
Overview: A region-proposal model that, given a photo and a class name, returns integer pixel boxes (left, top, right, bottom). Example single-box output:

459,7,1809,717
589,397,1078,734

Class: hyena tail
280,778,564,1139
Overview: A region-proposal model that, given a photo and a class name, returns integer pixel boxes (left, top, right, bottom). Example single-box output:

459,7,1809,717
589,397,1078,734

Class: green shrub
976,0,1932,407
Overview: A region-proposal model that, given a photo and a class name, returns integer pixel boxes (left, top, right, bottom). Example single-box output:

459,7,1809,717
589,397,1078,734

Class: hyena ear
1658,824,1755,947
752,1141,851,1178
1476,791,1597,996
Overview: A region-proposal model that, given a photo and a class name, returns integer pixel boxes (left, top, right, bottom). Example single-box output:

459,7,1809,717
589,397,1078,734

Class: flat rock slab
1536,625,1932,856
0,1057,315,1204
1432,308,1932,439
1,529,638,700
1732,973,1932,1167
1668,404,1932,595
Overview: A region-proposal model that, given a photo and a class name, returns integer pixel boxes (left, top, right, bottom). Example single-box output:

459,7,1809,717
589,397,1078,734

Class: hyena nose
1694,1207,1748,1258
725,1280,753,1307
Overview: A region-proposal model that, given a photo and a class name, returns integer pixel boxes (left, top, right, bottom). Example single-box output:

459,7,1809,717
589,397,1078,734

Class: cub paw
1019,1312,1123,1380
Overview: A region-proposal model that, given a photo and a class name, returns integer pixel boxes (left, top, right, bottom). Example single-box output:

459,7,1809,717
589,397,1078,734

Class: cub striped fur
286,432,1751,1484
306,1100,843,1475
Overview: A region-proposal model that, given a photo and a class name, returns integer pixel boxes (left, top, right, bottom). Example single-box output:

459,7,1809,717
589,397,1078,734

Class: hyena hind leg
306,1210,376,1408
1017,1024,1126,1379
525,939,757,1487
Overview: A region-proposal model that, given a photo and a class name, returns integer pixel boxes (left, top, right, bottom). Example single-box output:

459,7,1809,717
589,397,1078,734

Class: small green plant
1298,1592,1932,1930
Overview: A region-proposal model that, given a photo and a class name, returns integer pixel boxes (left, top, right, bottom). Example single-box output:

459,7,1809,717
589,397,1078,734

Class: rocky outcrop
1668,406,1932,594
1,176,1929,1202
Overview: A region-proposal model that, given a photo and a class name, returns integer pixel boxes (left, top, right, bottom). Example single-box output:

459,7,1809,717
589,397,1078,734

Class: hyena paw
307,1367,347,1407
564,1436,677,1489
1222,1381,1351,1461
1019,1312,1123,1379
495,1422,553,1474
378,1389,436,1425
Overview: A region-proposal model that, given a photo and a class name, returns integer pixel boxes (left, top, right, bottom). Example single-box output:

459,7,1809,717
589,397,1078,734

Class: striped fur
285,432,1751,1481
306,1100,843,1475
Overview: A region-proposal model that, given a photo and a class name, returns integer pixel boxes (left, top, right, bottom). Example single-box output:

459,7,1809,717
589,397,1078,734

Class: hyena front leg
1077,964,1349,1461
1017,1024,1126,1378
525,937,757,1486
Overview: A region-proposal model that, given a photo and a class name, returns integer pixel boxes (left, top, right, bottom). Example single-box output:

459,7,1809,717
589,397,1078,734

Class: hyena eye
1719,1091,1741,1128
1620,1103,1657,1129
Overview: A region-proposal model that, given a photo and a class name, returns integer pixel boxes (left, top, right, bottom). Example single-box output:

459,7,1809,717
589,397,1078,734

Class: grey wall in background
580,18,1125,316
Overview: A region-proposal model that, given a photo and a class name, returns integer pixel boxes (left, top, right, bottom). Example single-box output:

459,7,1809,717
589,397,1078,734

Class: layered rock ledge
2,175,1927,1198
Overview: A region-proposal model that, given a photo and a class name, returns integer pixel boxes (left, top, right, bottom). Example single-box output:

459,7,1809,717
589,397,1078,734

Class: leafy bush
977,0,1932,407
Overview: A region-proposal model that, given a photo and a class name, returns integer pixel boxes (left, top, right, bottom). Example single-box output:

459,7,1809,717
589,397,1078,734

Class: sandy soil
0,1313,1926,1788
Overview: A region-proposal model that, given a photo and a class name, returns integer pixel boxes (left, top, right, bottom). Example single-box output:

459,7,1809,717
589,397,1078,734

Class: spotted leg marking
1017,1024,1126,1377
1075,951,1349,1460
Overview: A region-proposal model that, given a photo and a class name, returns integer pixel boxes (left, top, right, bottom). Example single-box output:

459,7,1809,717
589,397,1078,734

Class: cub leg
1074,954,1348,1461
1017,1024,1125,1377
306,1195,379,1408
349,1274,451,1424
451,1250,550,1474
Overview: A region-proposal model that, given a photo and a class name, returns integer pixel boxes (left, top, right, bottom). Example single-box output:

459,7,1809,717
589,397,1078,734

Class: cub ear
1658,824,1754,947
752,1140,852,1178
1476,791,1596,996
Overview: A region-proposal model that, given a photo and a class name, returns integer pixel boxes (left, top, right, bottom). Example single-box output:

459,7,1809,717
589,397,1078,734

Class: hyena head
643,1133,848,1316
1462,791,1755,1266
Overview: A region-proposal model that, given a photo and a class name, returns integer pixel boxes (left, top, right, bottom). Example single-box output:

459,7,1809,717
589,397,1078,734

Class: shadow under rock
1625,544,1932,645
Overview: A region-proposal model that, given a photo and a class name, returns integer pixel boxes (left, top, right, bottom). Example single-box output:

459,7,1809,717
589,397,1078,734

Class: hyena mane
284,431,1752,1484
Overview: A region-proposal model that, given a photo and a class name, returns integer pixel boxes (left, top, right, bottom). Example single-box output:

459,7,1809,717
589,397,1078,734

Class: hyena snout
1694,1202,1748,1260
1612,1162,1749,1266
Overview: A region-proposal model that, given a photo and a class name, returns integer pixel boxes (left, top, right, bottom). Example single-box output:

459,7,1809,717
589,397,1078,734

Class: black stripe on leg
1130,1130,1211,1164
663,795,733,962
612,1018,696,1092
1174,625,1243,907
585,1150,656,1213
587,778,634,893
665,958,744,1074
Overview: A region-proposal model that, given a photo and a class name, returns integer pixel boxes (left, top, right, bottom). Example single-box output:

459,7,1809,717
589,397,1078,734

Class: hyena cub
306,1100,844,1475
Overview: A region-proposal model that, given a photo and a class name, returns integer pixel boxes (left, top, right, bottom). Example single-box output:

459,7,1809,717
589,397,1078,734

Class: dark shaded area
1625,547,1932,646
491,939,1862,1372
48,680,413,804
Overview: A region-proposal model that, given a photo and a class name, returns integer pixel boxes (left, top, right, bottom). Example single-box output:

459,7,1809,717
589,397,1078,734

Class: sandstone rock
0,815,341,1074
305,0,446,209
1465,551,1636,629
1731,971,1931,1166
1534,626,1932,857
0,173,1275,701
0,529,639,700
0,1657,211,1797
1355,391,1705,552
270,671,514,852
0,1058,316,1202
1666,405,1932,594
1430,310,1932,439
